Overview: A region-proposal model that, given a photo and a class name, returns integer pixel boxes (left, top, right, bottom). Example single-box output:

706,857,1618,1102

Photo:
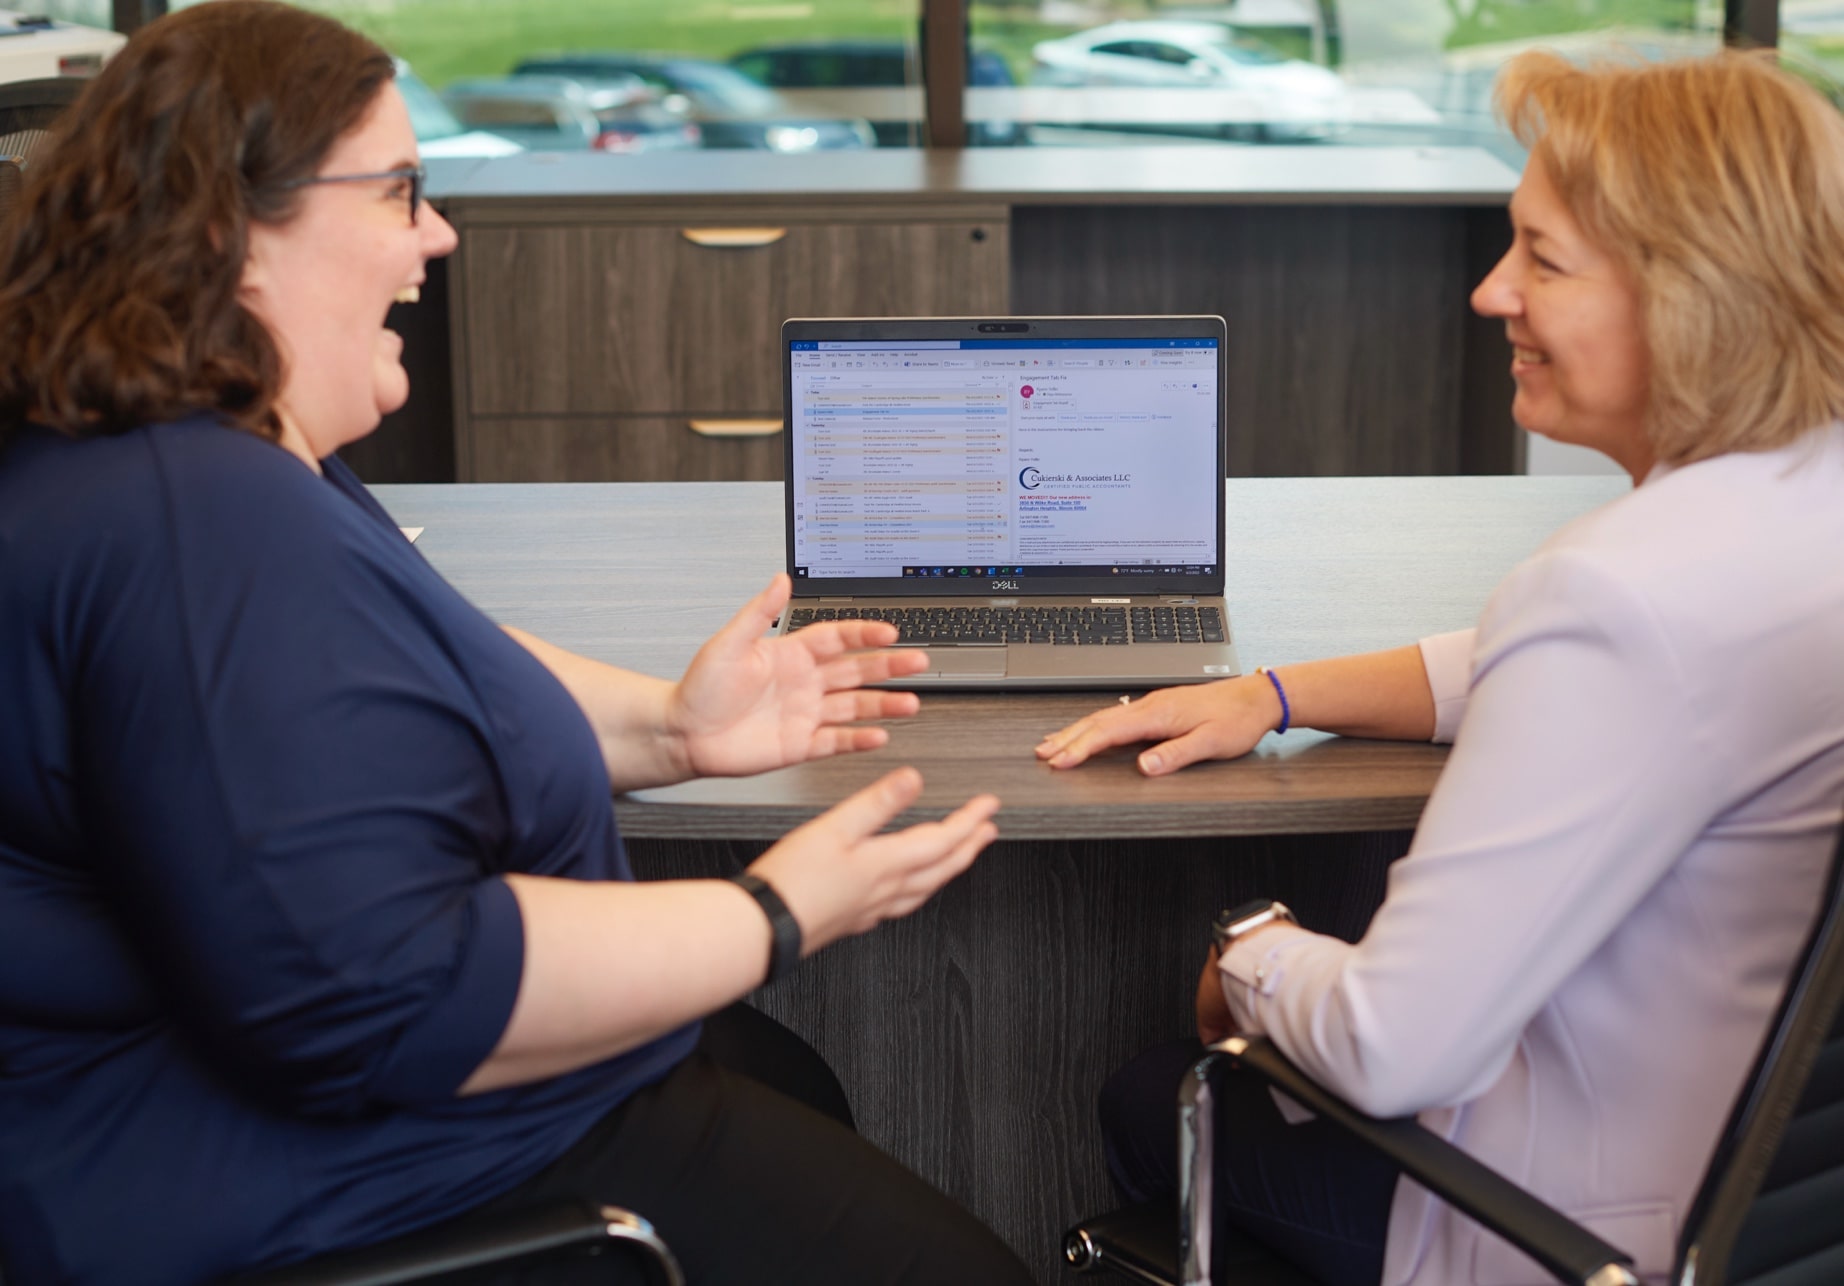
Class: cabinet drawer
459,217,1009,418
467,415,786,483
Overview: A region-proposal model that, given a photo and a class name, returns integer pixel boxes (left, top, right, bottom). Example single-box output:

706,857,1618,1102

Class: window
968,1,1726,158
167,0,915,154
138,1,1811,157
1781,9,1844,109
31,0,110,27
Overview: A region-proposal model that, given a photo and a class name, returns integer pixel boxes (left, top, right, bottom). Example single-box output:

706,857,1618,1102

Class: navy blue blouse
0,417,699,1283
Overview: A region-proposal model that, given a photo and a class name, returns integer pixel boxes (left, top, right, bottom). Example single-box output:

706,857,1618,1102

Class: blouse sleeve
1218,550,1726,1118
73,443,526,1119
1418,628,1477,744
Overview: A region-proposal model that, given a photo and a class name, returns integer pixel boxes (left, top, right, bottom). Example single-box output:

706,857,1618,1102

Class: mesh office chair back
0,76,85,225
1673,820,1844,1286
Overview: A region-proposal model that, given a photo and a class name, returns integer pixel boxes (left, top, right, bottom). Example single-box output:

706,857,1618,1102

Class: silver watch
1211,898,1297,952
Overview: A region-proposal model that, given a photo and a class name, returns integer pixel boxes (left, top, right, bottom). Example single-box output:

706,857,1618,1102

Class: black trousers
461,1004,1033,1285
1099,1039,1400,1286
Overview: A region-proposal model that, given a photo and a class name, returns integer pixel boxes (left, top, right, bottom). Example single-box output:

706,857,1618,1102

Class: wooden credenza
368,148,1524,486
450,203,1009,481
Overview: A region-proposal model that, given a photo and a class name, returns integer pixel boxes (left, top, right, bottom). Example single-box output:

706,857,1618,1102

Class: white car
1030,21,1348,141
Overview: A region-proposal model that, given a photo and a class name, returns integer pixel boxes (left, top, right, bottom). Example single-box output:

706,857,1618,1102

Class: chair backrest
0,76,85,224
1675,818,1844,1286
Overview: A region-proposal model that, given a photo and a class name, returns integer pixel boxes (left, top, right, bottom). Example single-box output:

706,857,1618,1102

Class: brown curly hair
0,0,393,450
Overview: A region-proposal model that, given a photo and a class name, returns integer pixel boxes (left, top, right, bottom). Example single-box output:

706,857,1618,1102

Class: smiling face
239,82,458,468
1471,152,1654,480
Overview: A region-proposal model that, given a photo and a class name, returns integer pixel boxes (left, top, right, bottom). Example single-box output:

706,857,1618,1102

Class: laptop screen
786,328,1222,594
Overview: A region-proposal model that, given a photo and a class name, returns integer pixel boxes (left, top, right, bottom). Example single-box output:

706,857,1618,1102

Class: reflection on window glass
968,0,1725,158
171,0,915,154
1781,7,1844,115
23,0,111,28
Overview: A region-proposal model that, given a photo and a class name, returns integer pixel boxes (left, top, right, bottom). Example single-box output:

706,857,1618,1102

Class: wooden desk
372,475,1625,1282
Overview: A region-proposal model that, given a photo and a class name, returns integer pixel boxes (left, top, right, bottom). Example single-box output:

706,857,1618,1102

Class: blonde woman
1040,52,1844,1286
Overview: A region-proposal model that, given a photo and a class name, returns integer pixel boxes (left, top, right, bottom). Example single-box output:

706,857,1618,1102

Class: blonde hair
1496,50,1844,465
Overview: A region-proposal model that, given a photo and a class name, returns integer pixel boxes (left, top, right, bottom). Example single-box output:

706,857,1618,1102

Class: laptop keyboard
784,605,1226,646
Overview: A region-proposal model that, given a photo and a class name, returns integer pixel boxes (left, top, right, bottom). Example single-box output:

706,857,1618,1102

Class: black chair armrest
1065,1202,1182,1284
1182,1037,1637,1286
226,1201,683,1286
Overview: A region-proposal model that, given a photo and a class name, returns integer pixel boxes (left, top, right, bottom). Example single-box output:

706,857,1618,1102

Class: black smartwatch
1211,898,1297,953
729,872,803,984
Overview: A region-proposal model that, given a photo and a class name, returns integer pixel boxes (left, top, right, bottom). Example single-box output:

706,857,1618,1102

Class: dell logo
991,580,1021,591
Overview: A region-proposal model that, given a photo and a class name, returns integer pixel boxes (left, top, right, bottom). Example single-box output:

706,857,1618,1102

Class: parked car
511,53,874,151
1029,20,1349,141
441,74,702,153
727,40,1026,146
394,61,522,158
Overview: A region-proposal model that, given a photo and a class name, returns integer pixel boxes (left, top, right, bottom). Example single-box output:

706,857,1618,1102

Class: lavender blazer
1219,424,1844,1285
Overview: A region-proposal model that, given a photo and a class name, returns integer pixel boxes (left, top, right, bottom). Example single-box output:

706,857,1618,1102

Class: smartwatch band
1212,898,1298,952
729,872,802,984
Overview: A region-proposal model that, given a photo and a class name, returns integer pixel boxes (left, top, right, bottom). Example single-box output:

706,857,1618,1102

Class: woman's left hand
667,574,928,778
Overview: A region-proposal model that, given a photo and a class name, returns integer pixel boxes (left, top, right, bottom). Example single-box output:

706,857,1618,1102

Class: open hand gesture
669,574,928,778
749,768,1000,954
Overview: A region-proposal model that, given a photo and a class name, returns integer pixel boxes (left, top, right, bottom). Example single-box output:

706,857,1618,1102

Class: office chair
228,1200,684,1285
1066,816,1844,1286
0,76,84,224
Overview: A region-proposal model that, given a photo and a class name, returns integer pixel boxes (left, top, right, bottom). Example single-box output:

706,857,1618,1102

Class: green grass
1439,0,1702,51
308,0,1296,88
309,0,919,88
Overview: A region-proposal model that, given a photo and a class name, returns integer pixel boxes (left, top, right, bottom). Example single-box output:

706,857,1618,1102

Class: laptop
776,315,1241,689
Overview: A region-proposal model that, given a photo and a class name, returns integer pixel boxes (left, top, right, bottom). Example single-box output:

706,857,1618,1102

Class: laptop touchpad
923,648,1008,678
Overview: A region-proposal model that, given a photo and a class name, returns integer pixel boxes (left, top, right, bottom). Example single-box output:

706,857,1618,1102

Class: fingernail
1140,752,1162,774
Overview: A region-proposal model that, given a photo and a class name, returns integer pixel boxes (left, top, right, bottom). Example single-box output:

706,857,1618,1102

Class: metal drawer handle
687,418,784,437
680,227,787,248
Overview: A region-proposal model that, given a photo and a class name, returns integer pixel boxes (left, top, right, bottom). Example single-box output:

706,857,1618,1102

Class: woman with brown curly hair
1042,50,1844,1286
0,5,1031,1284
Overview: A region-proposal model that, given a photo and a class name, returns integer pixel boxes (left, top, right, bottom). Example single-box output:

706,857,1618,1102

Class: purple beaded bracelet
1256,666,1291,735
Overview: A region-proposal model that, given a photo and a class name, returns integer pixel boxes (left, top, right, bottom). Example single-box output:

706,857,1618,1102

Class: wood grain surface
369,475,1626,1281
465,415,788,483
372,476,1626,840
1012,205,1471,478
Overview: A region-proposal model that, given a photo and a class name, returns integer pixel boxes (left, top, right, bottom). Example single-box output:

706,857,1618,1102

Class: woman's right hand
1035,673,1282,776
748,768,1000,955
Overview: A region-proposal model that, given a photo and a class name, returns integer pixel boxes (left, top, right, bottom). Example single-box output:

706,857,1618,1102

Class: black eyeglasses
278,164,426,226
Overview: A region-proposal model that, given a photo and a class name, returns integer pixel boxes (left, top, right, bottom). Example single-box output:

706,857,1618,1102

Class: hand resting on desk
1036,644,1438,775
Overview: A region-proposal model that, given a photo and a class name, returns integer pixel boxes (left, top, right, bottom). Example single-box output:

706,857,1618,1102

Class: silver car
512,54,874,151
1030,20,1348,141
441,75,702,153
